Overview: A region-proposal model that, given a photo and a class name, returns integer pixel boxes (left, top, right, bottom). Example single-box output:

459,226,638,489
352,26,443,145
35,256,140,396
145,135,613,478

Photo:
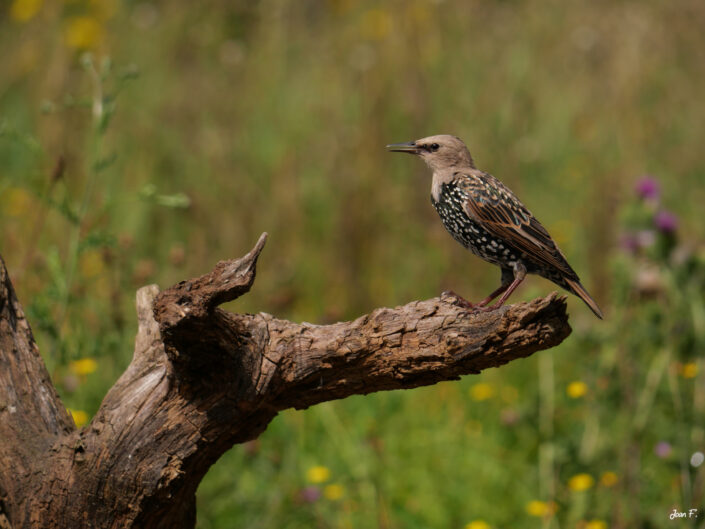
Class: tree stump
0,233,571,528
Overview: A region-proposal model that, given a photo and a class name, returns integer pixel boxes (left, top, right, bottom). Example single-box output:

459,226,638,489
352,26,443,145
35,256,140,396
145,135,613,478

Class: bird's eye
430,143,440,151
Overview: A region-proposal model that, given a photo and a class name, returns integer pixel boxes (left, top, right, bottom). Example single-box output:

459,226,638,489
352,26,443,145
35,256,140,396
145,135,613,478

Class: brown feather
458,172,577,278
565,278,604,319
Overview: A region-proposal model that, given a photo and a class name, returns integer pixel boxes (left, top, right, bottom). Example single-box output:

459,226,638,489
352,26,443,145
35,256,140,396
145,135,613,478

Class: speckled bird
387,134,603,319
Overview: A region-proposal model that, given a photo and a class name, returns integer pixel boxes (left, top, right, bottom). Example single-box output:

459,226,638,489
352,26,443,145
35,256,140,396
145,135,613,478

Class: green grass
1,1,704,527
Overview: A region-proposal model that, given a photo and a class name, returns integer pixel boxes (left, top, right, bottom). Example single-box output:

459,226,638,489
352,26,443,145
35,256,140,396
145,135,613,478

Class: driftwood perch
0,233,571,528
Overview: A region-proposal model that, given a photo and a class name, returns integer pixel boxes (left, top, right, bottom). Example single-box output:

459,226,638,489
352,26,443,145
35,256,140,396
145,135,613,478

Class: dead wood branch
0,233,571,528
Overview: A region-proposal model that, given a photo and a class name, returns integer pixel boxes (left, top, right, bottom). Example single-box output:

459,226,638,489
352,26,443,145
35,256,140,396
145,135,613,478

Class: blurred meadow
2,0,705,527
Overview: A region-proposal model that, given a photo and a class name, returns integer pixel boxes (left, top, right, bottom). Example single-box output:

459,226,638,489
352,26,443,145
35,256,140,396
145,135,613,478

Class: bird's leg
475,268,514,307
478,263,527,312
474,284,510,307
442,268,514,309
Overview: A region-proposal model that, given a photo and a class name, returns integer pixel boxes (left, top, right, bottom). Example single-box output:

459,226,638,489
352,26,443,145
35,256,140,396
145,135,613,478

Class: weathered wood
0,233,571,528
0,252,74,528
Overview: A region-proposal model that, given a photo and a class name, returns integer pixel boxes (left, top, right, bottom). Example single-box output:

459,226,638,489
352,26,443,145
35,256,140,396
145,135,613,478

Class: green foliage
1,1,704,527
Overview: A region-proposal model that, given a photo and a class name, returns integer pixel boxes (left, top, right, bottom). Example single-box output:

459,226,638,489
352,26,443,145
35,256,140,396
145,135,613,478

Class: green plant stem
668,363,692,514
52,59,105,362
538,352,557,529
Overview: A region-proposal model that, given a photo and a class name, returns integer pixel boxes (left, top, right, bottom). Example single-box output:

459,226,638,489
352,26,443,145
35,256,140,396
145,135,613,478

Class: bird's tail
564,278,604,319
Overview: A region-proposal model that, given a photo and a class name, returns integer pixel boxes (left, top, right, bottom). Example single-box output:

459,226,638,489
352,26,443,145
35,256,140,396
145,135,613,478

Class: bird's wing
456,171,578,278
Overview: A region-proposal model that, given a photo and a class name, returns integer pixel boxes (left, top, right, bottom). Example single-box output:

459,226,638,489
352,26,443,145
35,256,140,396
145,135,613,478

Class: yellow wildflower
69,408,88,427
470,382,494,401
69,358,98,376
306,465,330,484
585,520,608,529
526,500,557,517
10,0,42,22
568,473,594,492
567,381,588,399
465,521,491,529
64,16,103,49
681,362,698,379
360,9,391,41
600,471,618,487
323,483,344,500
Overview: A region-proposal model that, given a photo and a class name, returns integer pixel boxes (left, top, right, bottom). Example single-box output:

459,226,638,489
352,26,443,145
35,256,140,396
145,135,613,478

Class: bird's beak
386,141,420,154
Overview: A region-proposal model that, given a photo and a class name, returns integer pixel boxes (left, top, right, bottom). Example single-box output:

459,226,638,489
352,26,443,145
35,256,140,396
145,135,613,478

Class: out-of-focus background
2,0,704,527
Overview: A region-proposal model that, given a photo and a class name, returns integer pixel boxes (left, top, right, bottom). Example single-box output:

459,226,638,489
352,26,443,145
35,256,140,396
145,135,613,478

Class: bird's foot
472,300,509,313
440,290,476,309
441,291,508,314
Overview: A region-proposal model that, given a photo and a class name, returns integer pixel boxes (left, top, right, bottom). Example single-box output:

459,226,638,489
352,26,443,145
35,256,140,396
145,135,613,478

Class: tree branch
260,291,570,411
0,256,74,526
0,233,571,528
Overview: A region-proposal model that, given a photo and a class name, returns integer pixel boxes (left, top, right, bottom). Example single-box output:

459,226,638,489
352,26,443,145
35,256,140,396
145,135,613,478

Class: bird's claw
440,290,505,314
440,290,475,309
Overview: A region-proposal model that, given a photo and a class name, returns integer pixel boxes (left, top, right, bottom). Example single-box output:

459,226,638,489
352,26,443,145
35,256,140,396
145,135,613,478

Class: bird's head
386,134,475,171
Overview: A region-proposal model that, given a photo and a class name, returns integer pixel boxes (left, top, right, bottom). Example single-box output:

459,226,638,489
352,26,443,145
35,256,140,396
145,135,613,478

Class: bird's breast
431,182,520,267
430,175,443,203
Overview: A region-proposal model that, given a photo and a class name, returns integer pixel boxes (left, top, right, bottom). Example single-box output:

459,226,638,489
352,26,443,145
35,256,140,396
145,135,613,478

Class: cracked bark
0,233,571,528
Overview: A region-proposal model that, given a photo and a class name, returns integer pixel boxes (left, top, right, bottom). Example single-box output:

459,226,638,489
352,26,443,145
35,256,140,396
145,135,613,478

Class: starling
387,134,603,319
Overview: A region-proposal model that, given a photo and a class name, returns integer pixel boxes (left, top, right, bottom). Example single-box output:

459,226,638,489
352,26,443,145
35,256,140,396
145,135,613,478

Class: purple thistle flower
299,486,321,503
654,210,678,234
619,230,658,254
619,233,639,254
635,176,660,201
500,408,520,426
654,441,672,459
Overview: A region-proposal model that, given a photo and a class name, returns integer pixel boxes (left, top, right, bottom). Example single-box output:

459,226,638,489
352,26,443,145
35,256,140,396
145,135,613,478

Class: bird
386,134,603,319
